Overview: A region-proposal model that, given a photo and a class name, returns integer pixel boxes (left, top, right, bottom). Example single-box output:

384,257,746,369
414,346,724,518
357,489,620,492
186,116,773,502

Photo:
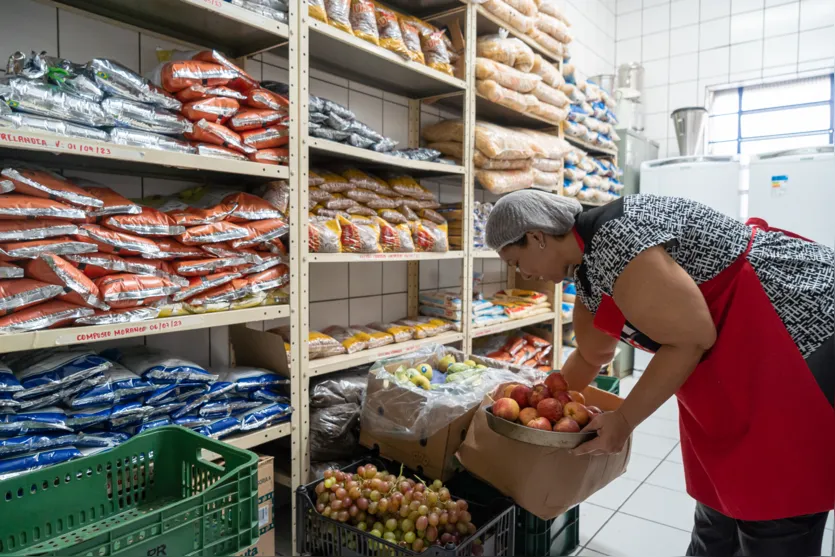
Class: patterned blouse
573,195,835,359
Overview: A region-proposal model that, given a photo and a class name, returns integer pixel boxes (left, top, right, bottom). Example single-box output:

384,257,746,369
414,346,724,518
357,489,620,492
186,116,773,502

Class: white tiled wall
616,0,835,157
562,0,618,79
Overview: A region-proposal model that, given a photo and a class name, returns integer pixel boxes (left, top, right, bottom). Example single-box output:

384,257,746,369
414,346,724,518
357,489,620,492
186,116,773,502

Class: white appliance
748,146,835,248
639,155,748,221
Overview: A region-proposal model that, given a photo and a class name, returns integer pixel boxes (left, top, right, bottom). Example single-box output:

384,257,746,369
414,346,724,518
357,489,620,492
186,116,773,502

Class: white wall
615,0,835,157
561,0,618,79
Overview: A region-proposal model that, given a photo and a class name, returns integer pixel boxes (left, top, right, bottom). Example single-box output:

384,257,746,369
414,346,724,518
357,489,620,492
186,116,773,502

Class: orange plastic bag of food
232,218,289,249
178,221,249,245
261,236,288,256
0,277,64,316
181,97,240,123
202,242,261,262
103,207,185,236
0,237,97,261
184,119,255,154
350,0,379,45
160,61,237,92
172,271,242,302
192,143,248,161
95,273,181,309
375,3,410,60
66,253,127,279
0,220,78,242
175,84,246,103
151,239,205,260
309,216,341,253
229,109,287,132
0,300,93,333
23,253,109,310
223,192,286,221
121,258,187,287
79,224,160,257
325,0,353,33
399,16,426,64
0,196,83,221
0,261,23,279
338,215,381,253
164,203,236,227
171,257,248,277
241,126,289,149
192,50,259,92
249,148,289,165
1,167,104,208
245,264,290,293
85,187,141,217
245,88,289,111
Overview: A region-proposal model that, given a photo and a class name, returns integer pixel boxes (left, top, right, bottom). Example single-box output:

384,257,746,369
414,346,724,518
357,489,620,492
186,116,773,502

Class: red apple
555,391,572,406
564,402,590,427
527,417,552,431
586,406,603,418
493,398,520,422
536,398,564,423
553,417,581,433
568,390,586,405
544,372,569,394
501,384,519,398
519,407,539,425
528,384,552,408
510,385,532,409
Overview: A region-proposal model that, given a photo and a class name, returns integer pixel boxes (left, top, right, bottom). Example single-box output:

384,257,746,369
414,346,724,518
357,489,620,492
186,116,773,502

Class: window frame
707,73,835,155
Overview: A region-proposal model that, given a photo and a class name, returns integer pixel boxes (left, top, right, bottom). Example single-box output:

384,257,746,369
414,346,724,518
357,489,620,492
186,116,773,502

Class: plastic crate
593,375,620,395
447,472,579,556
296,457,516,556
0,426,259,556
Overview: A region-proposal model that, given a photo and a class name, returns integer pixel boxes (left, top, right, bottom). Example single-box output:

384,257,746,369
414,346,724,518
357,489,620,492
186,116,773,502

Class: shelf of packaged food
309,139,466,177
309,251,465,263
475,5,563,64
308,331,465,377
222,421,293,450
431,92,564,129
473,250,500,258
0,305,290,354
53,0,288,57
565,135,618,157
0,128,288,181
472,311,557,339
307,19,466,98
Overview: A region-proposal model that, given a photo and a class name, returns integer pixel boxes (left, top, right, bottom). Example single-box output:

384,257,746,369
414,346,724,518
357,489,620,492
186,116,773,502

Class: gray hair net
485,190,583,251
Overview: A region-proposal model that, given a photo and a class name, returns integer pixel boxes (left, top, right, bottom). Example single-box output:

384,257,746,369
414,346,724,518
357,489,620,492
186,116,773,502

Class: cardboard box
229,325,290,378
456,386,632,520
237,455,276,556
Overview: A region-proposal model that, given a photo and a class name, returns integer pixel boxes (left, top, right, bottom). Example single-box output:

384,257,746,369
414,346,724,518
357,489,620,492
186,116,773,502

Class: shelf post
461,1,477,356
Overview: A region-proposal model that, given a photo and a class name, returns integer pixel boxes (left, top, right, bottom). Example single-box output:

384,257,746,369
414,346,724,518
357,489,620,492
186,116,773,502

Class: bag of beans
23,254,109,310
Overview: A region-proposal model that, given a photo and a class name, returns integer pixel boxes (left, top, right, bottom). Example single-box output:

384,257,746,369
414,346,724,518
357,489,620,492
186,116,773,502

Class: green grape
418,505,429,516
404,531,416,544
401,518,414,533
457,521,468,535
383,531,396,542
357,522,367,531
373,521,385,532
432,479,443,491
385,518,398,531
370,490,381,502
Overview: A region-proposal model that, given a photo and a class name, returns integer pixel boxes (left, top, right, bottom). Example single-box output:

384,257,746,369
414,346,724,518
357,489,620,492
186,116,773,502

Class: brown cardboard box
237,455,276,556
229,325,290,378
456,386,632,520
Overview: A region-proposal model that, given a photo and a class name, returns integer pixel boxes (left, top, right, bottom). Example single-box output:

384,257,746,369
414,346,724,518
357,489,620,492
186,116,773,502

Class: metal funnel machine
671,107,708,156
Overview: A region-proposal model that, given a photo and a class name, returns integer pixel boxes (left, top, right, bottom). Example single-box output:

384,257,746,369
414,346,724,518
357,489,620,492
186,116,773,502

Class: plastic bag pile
0,346,292,479
472,0,572,60
562,73,620,155
562,147,624,204
231,0,289,22
0,168,290,334
418,288,552,330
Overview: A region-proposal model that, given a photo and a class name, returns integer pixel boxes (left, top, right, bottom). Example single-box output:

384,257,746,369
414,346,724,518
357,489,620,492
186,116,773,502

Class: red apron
588,220,835,521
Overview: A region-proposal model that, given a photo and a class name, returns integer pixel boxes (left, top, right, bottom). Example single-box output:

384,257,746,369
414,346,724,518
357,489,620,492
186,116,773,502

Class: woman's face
499,231,574,283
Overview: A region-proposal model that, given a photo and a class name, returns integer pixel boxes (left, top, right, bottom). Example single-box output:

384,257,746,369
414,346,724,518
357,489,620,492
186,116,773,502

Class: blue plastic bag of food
146,401,186,418
170,381,235,419
8,349,111,399
0,393,21,413
0,406,72,435
66,406,111,430
75,431,129,448
0,447,83,478
0,433,77,457
192,416,240,439
200,396,263,418
102,346,216,384
67,362,156,409
108,402,151,429
249,388,291,404
136,418,171,433
237,402,292,431
218,367,289,392
144,382,208,405
0,363,22,394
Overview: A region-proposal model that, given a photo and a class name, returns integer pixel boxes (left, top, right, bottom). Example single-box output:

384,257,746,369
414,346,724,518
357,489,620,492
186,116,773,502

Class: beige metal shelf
431,91,565,129
471,311,557,339
308,331,465,376
307,19,466,98
310,251,465,263
473,250,500,258
0,305,289,354
309,139,466,177
52,0,288,57
565,135,619,157
0,128,288,181
222,422,293,450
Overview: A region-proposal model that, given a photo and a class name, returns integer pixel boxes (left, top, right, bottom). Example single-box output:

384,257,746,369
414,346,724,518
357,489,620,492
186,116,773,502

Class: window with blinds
707,74,834,155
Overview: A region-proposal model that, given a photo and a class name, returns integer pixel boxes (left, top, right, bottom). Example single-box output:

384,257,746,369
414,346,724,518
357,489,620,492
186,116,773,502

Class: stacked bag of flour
475,31,569,124
0,346,292,478
423,119,571,194
472,0,572,60
0,165,290,334
308,0,457,76
307,167,449,254
152,49,289,166
418,291,509,330
562,148,623,204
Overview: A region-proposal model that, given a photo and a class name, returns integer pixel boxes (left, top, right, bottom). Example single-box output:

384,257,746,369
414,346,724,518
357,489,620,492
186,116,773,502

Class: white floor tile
622,453,662,483
576,549,608,557
587,512,692,557
637,415,681,440
665,442,684,464
586,476,643,510
824,528,833,557
580,503,616,545
646,460,688,493
631,432,679,459
621,484,697,532
654,397,680,421
827,510,833,530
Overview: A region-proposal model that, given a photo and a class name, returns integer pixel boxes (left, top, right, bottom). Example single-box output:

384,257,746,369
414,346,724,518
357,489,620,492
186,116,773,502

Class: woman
485,190,834,557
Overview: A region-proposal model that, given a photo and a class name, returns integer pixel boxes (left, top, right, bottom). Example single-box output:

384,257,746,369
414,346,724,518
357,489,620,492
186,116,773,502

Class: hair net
485,190,582,251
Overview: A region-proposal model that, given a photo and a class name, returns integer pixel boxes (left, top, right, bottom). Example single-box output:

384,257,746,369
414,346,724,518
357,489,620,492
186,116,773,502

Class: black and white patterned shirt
574,195,835,358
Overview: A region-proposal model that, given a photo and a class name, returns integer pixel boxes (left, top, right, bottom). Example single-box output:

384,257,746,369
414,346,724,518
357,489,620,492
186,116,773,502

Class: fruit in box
527,417,552,431
555,391,572,406
568,390,586,404
417,363,433,380
510,385,532,409
519,407,539,424
554,417,581,432
502,384,519,398
528,384,551,407
446,362,472,374
544,372,569,394
536,398,564,423
438,354,456,372
564,402,591,427
493,398,520,421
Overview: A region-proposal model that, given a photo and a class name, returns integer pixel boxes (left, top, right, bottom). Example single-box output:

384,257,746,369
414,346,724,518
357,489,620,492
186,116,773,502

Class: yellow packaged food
323,325,369,353
309,170,326,186
350,324,394,348
309,215,342,253
342,168,394,195
309,330,348,359
494,288,549,304
308,0,328,23
421,29,454,76
325,0,353,34
350,0,380,45
338,214,381,253
387,174,436,200
399,15,426,64
318,169,353,192
368,321,413,343
377,216,412,253
413,219,448,252
375,2,410,60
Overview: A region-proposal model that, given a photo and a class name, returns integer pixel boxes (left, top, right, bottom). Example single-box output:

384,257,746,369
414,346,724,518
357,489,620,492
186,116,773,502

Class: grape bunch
313,464,484,555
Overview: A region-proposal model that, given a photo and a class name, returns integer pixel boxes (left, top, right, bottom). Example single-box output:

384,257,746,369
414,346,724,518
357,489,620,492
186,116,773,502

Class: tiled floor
572,374,835,557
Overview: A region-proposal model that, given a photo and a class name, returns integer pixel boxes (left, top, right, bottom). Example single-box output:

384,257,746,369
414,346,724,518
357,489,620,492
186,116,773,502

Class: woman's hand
571,410,632,456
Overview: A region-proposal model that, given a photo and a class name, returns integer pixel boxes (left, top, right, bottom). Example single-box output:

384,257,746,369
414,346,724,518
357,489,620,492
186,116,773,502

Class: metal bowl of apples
484,376,604,449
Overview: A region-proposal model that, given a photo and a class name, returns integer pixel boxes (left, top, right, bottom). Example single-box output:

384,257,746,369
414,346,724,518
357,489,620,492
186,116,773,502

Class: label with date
0,132,141,160
57,318,195,344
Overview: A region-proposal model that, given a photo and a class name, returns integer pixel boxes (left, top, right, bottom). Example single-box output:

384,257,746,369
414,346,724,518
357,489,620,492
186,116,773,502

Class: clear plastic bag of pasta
413,219,448,252
477,80,539,114
475,0,534,33
536,12,572,43
322,325,368,354
475,57,541,93
531,54,564,88
368,321,414,343
476,31,534,71
337,215,381,253
350,0,379,45
476,168,535,194
324,0,353,33
515,129,571,159
375,3,410,60
421,30,453,76
308,215,341,253
527,102,568,124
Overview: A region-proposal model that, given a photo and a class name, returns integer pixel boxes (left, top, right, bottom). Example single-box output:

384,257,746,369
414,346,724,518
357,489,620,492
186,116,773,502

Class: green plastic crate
0,426,259,556
593,375,620,395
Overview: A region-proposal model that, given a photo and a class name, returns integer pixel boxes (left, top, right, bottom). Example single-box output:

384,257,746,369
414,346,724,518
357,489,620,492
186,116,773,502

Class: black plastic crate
296,457,516,556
